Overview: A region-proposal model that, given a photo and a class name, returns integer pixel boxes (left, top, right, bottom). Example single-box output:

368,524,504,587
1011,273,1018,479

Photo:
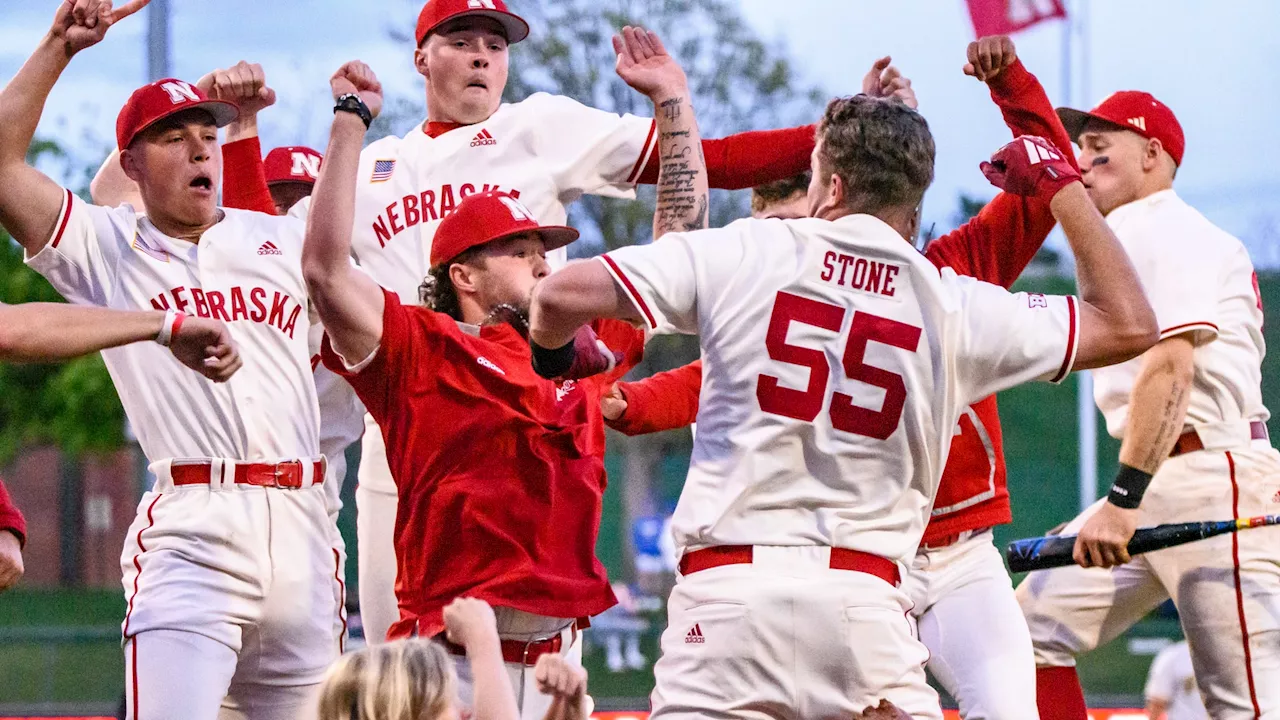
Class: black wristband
1107,463,1153,509
334,93,372,129
531,339,576,379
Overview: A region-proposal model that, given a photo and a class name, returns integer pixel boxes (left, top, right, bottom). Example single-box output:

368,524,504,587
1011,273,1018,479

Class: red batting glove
562,325,624,380
980,135,1080,198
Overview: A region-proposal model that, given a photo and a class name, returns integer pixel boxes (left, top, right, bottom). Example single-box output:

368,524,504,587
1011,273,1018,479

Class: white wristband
156,309,184,347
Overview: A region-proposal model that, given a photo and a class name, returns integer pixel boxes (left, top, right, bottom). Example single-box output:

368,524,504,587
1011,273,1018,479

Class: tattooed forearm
1141,380,1188,470
652,94,709,240
1119,343,1195,474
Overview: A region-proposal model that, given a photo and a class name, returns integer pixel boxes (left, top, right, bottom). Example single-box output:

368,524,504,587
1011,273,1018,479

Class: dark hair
815,95,935,214
418,248,481,321
751,172,812,214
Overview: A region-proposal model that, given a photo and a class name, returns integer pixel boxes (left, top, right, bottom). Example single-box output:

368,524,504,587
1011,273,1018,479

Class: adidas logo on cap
685,623,705,644
471,129,497,147
258,241,282,256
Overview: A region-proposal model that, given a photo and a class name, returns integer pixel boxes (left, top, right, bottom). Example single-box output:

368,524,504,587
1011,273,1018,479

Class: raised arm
981,135,1156,370
302,62,386,365
614,26,707,239
925,36,1076,288
0,0,148,253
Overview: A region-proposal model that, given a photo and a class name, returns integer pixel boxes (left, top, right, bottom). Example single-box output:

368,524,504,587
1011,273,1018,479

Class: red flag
966,0,1066,37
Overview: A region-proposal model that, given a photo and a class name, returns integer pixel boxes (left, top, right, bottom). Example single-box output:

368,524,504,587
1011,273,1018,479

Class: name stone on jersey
820,251,902,298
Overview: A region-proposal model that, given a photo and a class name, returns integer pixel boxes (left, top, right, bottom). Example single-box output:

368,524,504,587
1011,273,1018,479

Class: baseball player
601,36,1077,720
214,0,832,645
302,26,700,719
0,479,24,592
263,146,322,216
0,3,350,718
1017,92,1280,720
527,89,1157,718
1146,640,1210,720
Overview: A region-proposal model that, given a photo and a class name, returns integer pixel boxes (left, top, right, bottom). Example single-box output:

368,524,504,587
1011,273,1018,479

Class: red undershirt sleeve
636,125,816,190
220,137,276,215
923,59,1074,288
606,360,704,436
0,479,26,549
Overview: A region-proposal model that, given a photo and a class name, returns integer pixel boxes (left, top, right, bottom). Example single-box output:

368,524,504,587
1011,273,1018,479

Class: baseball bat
1006,515,1280,573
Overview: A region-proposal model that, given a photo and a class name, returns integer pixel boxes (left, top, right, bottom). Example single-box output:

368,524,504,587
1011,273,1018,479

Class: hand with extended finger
861,56,917,109
963,34,1017,82
980,135,1080,198
613,26,689,100
50,0,151,56
197,61,276,118
330,61,384,119
167,316,243,383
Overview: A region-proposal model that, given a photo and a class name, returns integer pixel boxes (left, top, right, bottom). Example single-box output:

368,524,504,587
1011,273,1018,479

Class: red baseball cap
116,78,238,151
430,191,578,267
415,0,529,46
1057,91,1185,166
264,146,323,186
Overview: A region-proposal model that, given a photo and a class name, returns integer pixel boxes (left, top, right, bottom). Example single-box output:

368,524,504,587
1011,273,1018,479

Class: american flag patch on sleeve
371,159,396,183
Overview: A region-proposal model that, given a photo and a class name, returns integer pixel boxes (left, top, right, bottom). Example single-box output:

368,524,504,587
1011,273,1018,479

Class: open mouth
189,175,213,193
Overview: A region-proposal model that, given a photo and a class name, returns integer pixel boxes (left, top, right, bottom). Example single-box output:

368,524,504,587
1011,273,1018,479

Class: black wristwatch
334,93,372,128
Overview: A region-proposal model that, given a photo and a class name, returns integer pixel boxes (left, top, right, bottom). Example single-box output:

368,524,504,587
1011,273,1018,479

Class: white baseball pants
355,413,400,645
902,530,1039,719
650,546,941,720
1017,443,1280,720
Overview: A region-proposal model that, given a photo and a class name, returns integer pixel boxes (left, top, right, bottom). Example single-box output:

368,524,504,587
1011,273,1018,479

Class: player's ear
414,46,430,79
120,148,143,184
1141,137,1163,173
449,262,478,295
827,172,847,210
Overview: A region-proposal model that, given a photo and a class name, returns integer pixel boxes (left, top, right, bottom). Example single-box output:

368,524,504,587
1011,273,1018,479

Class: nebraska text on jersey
371,183,522,247
147,285,305,339
26,191,320,463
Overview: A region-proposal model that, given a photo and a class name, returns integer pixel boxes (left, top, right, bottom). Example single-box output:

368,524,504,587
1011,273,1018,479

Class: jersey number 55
757,291,922,440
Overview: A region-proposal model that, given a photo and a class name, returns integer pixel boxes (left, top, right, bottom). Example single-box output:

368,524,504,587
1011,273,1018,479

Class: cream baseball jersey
1092,189,1269,437
601,215,1079,564
294,92,656,304
26,191,320,463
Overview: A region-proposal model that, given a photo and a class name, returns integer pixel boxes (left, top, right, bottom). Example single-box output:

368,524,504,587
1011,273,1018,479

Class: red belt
678,545,900,587
170,460,324,489
1169,422,1268,458
437,624,577,666
920,526,990,551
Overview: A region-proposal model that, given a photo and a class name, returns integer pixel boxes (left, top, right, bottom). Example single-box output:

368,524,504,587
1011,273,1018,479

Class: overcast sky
3,0,1278,263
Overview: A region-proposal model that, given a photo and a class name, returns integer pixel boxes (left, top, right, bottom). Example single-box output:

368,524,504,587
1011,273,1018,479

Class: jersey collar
1106,188,1179,228
423,120,468,138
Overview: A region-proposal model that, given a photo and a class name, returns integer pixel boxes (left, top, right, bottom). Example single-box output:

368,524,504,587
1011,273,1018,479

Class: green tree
0,139,125,464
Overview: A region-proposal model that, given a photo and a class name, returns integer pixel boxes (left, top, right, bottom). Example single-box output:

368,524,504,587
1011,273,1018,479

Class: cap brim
534,225,579,252
432,10,530,44
1056,106,1130,144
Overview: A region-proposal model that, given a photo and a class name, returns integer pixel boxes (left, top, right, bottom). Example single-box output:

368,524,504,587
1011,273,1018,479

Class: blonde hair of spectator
317,638,457,720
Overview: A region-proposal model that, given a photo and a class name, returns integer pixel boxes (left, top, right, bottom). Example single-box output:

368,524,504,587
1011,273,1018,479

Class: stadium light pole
147,0,171,82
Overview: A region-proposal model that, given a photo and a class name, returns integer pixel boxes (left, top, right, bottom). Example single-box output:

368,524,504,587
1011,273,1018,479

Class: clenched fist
443,596,500,650
0,531,23,592
980,135,1080,198
330,61,384,119
964,35,1017,82
169,316,242,383
197,61,276,118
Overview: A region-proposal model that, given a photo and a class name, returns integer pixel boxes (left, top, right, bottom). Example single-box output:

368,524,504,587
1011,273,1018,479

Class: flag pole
1065,0,1099,513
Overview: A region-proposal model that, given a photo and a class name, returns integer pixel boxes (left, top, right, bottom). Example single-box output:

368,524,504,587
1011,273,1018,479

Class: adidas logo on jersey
257,241,283,256
556,379,577,402
685,624,705,644
470,129,497,147
477,356,505,375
